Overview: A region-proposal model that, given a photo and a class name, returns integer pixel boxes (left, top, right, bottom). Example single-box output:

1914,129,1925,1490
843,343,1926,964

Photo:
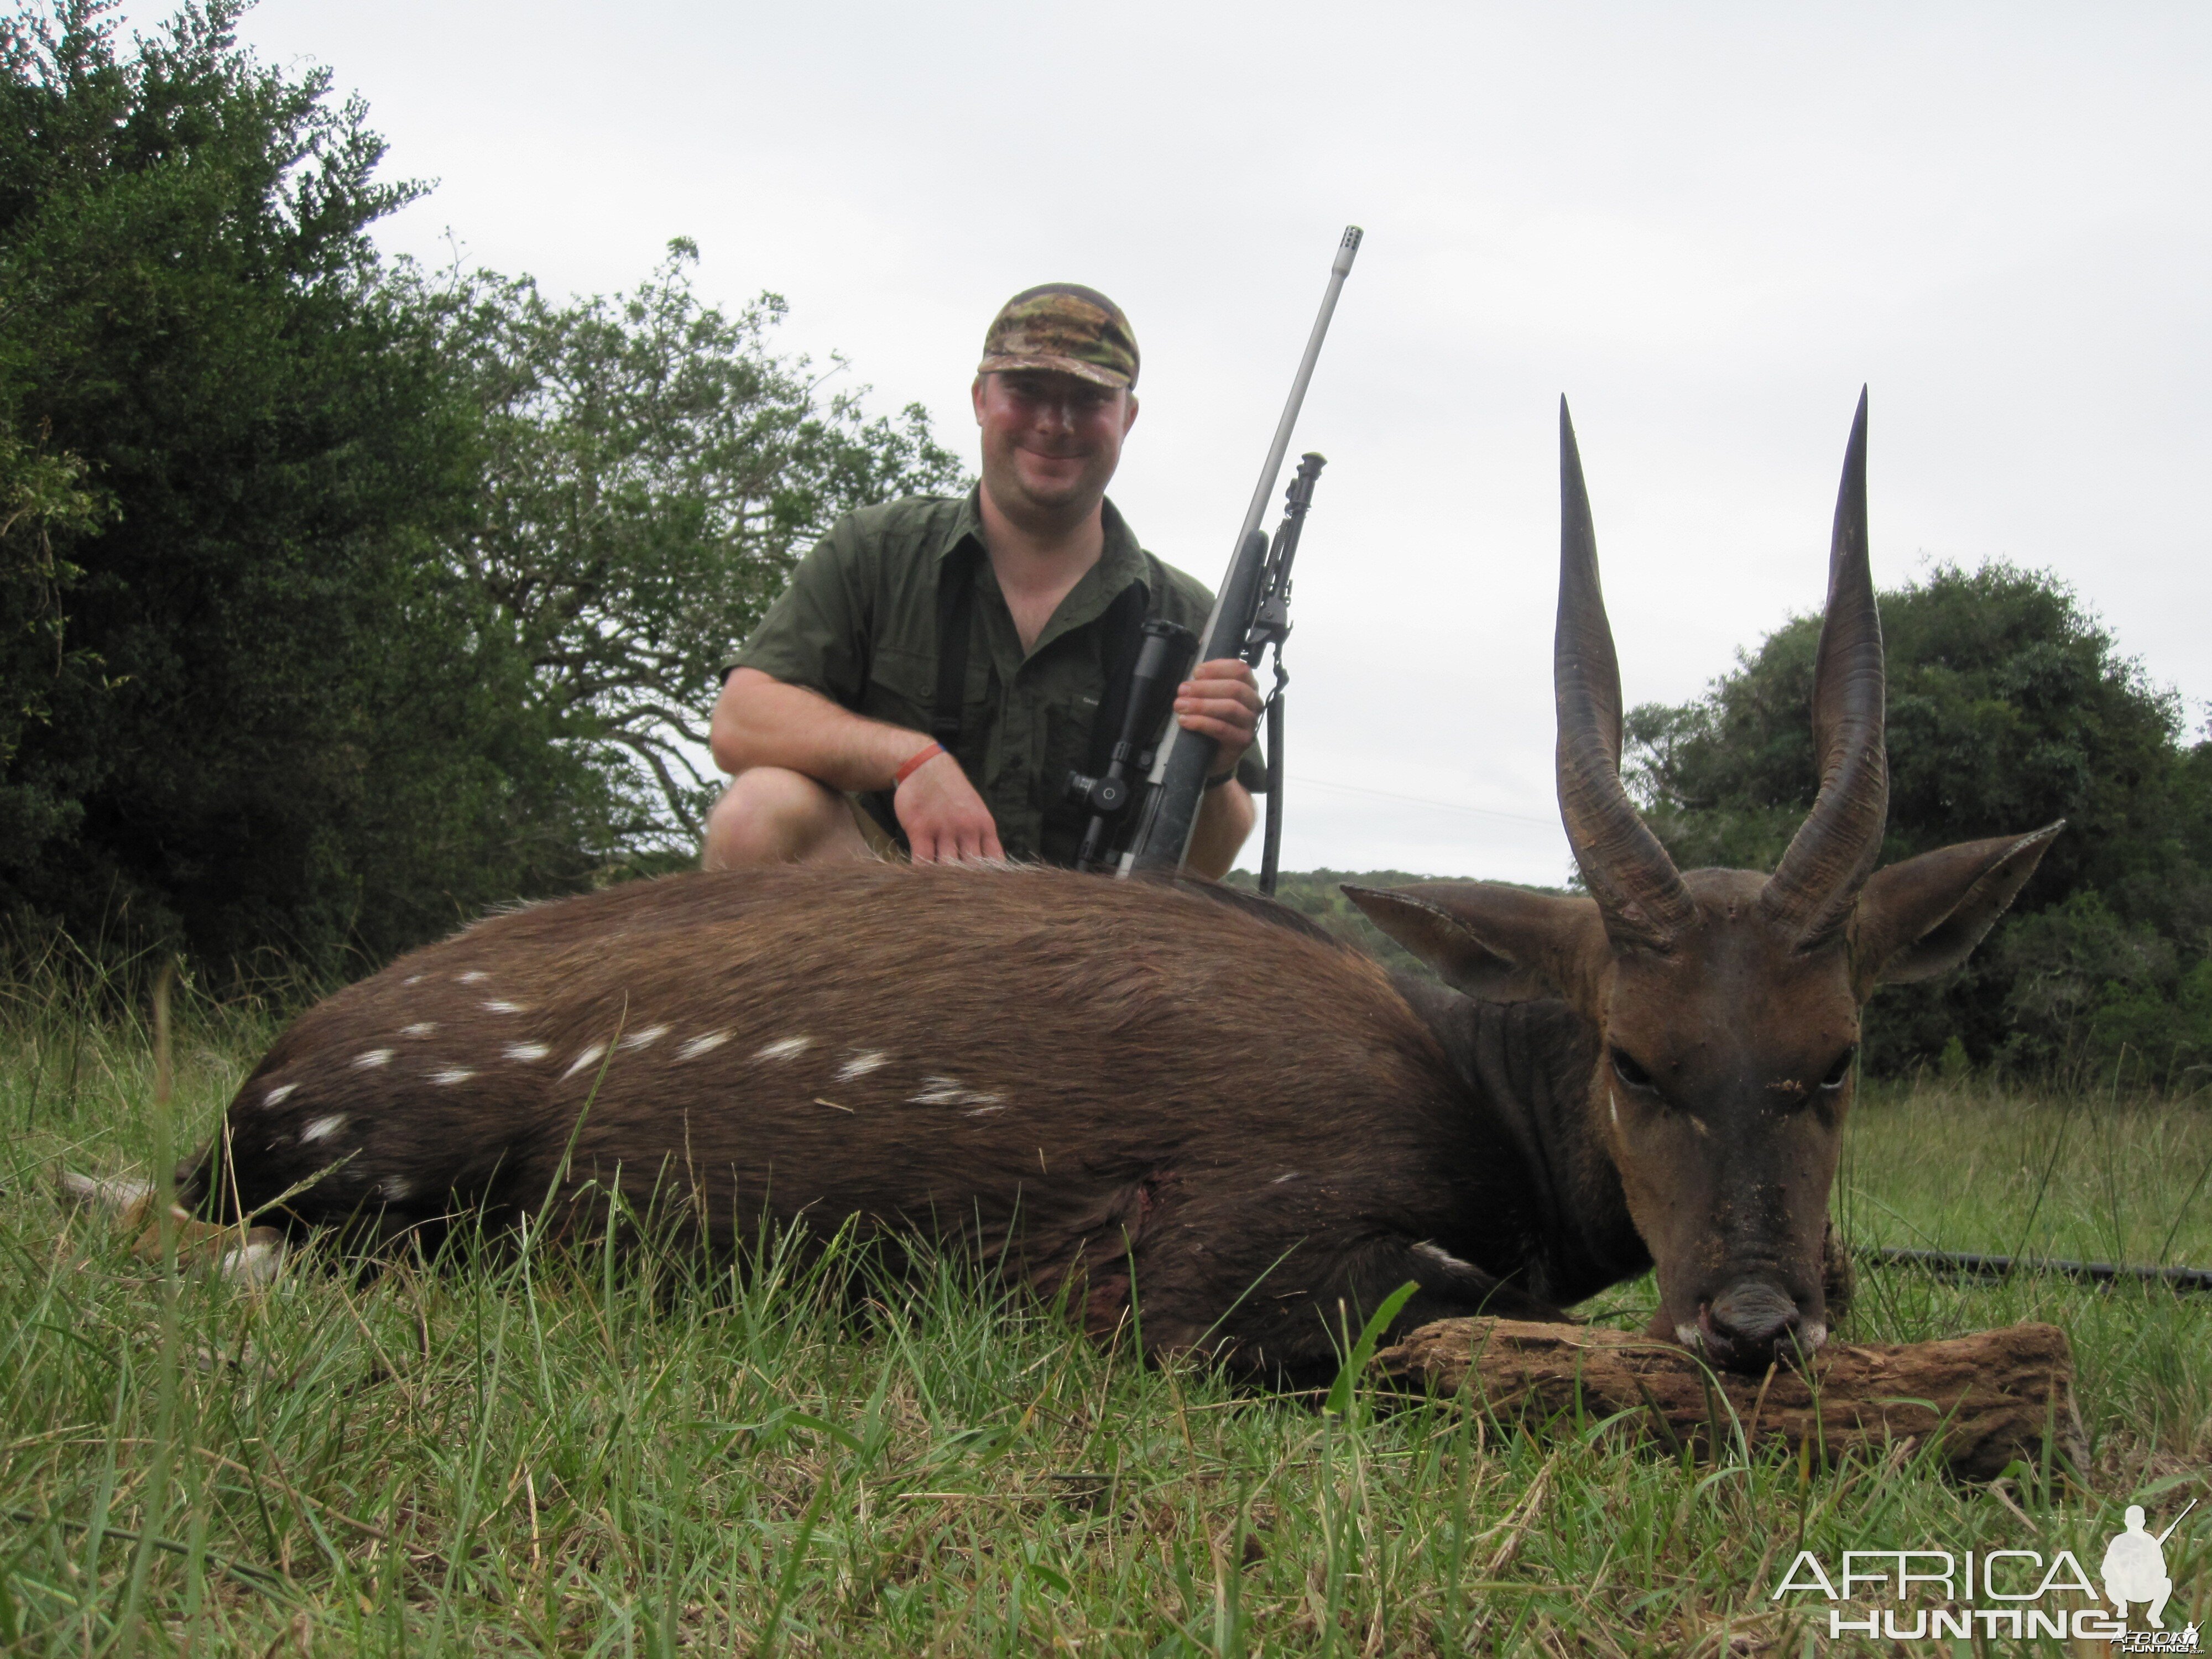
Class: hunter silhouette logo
2103,1500,2198,1650
1770,1499,2199,1646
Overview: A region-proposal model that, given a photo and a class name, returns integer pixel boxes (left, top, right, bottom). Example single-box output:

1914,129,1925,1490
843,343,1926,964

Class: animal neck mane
1395,977,1651,1305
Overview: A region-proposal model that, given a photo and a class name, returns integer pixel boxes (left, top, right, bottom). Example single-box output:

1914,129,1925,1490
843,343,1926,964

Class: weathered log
1373,1318,2078,1481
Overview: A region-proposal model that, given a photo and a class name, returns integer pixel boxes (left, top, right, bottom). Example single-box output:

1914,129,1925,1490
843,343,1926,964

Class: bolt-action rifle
1065,456,1327,885
1097,225,1361,890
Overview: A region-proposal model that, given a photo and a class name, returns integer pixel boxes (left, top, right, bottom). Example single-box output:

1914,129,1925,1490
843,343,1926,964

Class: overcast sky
224,1,2211,883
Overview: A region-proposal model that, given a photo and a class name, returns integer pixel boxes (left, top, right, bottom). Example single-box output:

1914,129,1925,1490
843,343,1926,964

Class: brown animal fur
182,864,1594,1376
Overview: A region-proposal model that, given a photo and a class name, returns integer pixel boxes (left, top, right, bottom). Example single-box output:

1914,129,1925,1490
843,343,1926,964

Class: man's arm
1186,780,1256,880
711,669,1004,862
712,668,925,790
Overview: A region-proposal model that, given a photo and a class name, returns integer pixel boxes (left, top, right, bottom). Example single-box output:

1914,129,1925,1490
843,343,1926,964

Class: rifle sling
931,545,977,747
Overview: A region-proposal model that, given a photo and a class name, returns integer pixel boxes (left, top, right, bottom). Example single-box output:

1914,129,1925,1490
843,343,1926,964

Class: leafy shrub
0,1,959,987
1626,562,2212,1081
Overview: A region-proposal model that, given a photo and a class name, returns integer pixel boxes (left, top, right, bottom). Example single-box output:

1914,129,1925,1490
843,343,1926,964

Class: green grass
3,1003,2209,1655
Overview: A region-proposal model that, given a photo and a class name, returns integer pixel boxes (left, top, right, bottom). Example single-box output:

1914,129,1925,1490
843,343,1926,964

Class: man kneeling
703,283,1262,878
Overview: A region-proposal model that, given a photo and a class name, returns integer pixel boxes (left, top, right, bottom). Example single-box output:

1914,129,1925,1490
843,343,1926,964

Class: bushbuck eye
1610,1047,1655,1090
1819,1048,1858,1089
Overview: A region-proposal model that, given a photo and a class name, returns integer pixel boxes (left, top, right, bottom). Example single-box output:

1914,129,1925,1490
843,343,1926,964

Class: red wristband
894,742,944,786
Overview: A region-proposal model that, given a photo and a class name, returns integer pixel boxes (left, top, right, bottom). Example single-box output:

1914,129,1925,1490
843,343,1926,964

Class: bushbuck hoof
58,1168,287,1286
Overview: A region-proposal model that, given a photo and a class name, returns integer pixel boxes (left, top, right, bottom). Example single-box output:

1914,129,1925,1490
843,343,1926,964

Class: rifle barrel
1233,229,1361,556
2155,1498,2198,1545
1120,227,1360,877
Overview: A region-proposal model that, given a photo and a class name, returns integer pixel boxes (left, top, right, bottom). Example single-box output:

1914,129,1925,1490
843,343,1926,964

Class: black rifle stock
1115,528,1267,870
1119,226,1361,878
1064,617,1199,872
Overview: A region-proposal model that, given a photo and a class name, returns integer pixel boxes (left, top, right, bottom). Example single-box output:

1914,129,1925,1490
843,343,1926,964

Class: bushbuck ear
1344,882,1606,1005
1850,822,2063,989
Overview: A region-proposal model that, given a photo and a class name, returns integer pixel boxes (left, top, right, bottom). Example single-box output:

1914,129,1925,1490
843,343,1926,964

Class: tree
0,0,963,983
2,0,596,980
438,245,964,841
1625,562,2212,1080
0,421,107,864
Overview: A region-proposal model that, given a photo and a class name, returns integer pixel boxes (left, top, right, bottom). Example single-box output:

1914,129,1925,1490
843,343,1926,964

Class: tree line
1255,565,2212,1087
9,3,2208,1083
1,0,960,984
1624,563,2212,1085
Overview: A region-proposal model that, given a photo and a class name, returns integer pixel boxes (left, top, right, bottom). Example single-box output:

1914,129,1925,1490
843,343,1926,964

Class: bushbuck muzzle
118,392,2056,1380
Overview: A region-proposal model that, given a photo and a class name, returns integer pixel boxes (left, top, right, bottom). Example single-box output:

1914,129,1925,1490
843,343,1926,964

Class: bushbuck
94,393,2054,1376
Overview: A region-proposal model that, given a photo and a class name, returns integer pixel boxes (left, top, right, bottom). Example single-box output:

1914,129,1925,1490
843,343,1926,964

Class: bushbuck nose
1700,1279,1803,1368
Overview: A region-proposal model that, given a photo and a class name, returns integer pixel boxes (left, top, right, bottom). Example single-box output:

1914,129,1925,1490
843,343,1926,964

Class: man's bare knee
702,769,871,869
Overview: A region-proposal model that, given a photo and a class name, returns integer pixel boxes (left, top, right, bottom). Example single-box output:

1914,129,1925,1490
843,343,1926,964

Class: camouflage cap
978,283,1139,392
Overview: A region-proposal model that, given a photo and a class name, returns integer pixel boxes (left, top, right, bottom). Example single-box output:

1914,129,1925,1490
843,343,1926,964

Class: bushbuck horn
1554,398,1698,952
1760,388,1887,947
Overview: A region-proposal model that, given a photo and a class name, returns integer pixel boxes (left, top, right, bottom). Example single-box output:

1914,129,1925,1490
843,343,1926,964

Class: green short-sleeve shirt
728,488,1264,866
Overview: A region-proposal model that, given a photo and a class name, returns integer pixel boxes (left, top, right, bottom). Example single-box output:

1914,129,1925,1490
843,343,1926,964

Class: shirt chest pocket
862,645,993,741
1042,686,1105,804
1034,630,1125,816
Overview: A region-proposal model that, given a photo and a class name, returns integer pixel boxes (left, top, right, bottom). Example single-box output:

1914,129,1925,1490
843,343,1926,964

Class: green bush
0,0,604,977
0,1,959,987
1626,562,2212,1081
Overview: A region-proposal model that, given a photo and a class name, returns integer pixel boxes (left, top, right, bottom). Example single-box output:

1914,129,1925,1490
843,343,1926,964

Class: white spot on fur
1675,1322,1703,1350
502,1042,550,1062
220,1236,285,1287
263,1082,298,1107
961,1102,1007,1117
754,1036,813,1062
402,974,424,986
561,1042,607,1079
1272,1171,1300,1185
379,1176,411,1202
1687,1115,1710,1138
401,1022,436,1038
482,1000,524,1015
352,1049,394,1070
620,1024,668,1051
431,1068,474,1086
458,971,488,984
676,1032,729,1061
1799,1321,1828,1350
57,1172,154,1217
1609,1092,1620,1129
301,1115,346,1145
835,1051,886,1082
1413,1240,1478,1276
910,1076,1001,1108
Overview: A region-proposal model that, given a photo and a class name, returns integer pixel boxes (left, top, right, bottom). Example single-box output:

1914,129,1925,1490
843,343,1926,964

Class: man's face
972,370,1138,526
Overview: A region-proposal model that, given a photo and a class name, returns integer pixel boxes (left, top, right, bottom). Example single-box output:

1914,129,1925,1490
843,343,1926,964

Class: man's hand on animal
893,742,1005,864
1175,658,1264,768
